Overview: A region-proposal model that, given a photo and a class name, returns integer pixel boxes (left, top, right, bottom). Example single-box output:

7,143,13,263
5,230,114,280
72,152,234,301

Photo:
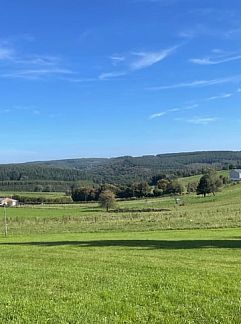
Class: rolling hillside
0,151,240,190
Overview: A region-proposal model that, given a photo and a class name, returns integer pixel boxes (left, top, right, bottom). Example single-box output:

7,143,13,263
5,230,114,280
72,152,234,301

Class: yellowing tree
99,190,116,211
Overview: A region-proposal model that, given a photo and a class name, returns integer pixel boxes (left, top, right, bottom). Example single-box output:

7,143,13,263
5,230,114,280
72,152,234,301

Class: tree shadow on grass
79,209,102,213
0,240,241,249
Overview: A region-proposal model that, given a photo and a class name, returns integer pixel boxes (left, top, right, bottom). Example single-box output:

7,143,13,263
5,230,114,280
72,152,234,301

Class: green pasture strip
0,186,241,235
0,191,67,198
0,228,240,323
179,170,229,186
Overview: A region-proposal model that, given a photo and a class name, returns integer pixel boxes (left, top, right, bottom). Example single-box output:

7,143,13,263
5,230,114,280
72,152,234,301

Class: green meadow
0,191,66,199
0,181,241,323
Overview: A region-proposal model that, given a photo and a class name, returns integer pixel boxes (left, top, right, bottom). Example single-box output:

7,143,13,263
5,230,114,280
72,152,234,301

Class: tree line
12,194,73,204
71,170,230,202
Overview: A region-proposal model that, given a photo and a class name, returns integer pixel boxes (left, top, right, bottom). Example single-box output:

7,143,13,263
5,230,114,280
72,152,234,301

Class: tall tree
196,170,222,197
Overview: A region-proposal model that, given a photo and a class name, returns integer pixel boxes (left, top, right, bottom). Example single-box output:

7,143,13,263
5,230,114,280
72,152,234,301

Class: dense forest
0,151,240,191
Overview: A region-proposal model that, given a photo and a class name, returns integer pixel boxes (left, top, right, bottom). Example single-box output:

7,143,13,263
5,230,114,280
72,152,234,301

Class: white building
0,198,19,207
230,169,241,181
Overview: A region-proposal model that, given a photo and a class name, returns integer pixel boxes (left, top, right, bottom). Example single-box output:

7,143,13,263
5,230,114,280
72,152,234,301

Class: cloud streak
149,104,198,119
110,55,126,66
206,93,233,101
2,68,75,80
190,54,241,65
0,41,77,81
130,47,177,70
149,111,167,119
185,117,218,125
148,75,241,91
14,55,61,66
0,105,41,116
100,44,181,80
98,71,126,80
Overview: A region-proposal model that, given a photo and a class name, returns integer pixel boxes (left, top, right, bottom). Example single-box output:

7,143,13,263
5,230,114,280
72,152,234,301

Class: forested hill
0,151,241,190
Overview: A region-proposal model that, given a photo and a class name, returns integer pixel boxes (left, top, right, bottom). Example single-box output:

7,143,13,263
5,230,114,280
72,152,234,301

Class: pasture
2,182,241,235
0,182,241,323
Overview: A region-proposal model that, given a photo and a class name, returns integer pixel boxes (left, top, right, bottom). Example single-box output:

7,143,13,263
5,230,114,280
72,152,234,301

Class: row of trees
71,170,229,205
98,171,230,211
71,170,230,204
71,179,186,202
0,180,77,192
12,194,73,204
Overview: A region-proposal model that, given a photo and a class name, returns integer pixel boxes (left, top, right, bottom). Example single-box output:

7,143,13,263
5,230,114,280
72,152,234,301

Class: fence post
4,206,8,237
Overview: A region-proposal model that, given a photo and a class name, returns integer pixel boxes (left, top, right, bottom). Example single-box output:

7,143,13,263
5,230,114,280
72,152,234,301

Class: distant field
0,191,66,198
179,170,229,186
1,181,241,235
0,180,241,322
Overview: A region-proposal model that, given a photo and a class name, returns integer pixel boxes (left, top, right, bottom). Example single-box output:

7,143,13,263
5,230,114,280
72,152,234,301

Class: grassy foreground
0,183,241,322
0,229,241,323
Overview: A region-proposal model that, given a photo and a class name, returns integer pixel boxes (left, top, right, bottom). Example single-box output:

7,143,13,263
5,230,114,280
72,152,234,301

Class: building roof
0,197,18,202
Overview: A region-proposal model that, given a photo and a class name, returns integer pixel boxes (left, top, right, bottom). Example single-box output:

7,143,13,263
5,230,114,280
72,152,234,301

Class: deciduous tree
196,170,222,197
99,190,116,211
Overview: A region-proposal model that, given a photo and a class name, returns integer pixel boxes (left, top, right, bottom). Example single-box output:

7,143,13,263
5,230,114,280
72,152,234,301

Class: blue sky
1,0,241,163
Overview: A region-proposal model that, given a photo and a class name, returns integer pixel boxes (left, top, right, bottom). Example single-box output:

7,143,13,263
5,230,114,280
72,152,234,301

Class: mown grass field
0,181,241,323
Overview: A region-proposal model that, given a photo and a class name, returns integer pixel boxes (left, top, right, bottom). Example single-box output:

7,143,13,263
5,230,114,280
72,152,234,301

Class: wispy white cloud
0,41,76,81
60,76,97,83
101,45,180,80
102,44,183,80
178,24,220,40
149,111,167,119
184,117,218,125
148,75,241,91
179,23,241,41
14,55,61,66
179,31,195,39
0,105,41,115
149,104,198,119
110,55,126,63
2,68,75,80
206,93,233,101
190,54,241,65
0,43,60,66
98,71,126,80
204,88,241,101
130,47,177,70
183,104,199,110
